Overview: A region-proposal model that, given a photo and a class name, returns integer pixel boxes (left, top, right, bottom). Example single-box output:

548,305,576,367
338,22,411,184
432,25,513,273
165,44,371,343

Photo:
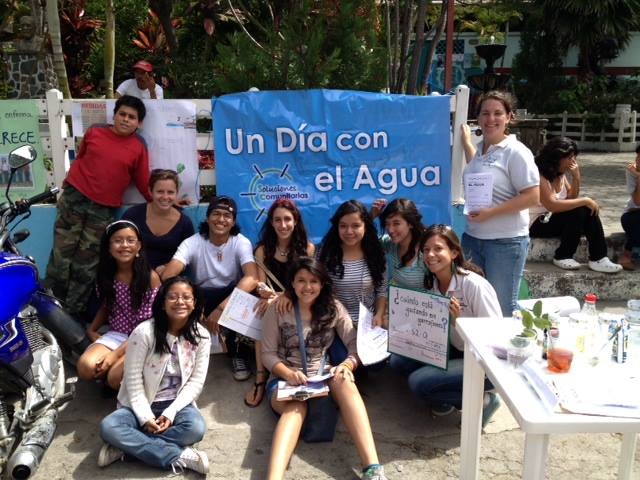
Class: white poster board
388,285,450,370
71,100,200,203
218,288,262,341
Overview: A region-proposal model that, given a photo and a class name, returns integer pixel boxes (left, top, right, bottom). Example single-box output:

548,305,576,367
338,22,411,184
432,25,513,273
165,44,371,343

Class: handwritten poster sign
218,288,262,341
0,100,47,201
213,89,451,243
388,285,450,369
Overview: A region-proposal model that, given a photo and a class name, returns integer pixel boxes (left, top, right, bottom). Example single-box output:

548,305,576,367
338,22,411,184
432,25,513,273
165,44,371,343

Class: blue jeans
100,404,206,469
461,233,529,316
390,354,491,410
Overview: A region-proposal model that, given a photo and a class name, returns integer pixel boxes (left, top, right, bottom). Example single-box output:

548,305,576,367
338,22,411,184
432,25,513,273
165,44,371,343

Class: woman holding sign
261,257,387,480
246,199,315,407
390,225,502,425
460,91,539,315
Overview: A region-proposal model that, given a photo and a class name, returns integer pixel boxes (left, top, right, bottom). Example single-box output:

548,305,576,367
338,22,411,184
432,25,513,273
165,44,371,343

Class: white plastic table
456,317,640,480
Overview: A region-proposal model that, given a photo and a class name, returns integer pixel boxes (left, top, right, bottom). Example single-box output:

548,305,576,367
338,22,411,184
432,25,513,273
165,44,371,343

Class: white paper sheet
463,172,493,214
218,288,262,341
356,302,390,366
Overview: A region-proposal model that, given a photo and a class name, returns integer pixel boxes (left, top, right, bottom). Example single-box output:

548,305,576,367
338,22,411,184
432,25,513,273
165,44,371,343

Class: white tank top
529,175,568,227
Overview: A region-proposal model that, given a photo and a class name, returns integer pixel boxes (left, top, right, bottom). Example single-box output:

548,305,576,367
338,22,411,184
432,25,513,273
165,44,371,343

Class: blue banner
212,89,451,243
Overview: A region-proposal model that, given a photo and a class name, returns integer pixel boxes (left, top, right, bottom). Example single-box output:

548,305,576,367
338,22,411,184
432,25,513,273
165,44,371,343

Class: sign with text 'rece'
213,89,451,243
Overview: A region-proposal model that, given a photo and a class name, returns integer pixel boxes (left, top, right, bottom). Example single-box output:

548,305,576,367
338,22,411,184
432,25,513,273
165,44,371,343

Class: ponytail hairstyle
379,198,427,267
97,220,152,315
151,276,204,354
318,200,385,288
422,224,484,290
286,257,337,336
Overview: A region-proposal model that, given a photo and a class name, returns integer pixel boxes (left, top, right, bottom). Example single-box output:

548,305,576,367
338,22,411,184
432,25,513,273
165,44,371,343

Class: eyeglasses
166,294,195,303
210,211,233,220
110,238,139,246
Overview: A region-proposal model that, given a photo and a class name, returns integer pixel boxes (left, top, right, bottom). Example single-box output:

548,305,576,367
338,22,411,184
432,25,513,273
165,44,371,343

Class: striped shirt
381,235,428,291
328,258,387,324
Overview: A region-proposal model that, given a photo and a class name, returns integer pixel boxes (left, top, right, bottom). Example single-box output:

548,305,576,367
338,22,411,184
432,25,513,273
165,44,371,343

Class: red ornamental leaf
203,17,214,36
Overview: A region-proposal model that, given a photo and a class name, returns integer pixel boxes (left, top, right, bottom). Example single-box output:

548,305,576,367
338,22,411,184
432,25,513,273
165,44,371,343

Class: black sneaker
231,357,251,381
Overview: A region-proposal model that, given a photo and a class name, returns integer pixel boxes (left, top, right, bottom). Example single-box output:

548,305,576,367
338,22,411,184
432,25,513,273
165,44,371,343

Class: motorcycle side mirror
12,229,30,244
8,145,37,170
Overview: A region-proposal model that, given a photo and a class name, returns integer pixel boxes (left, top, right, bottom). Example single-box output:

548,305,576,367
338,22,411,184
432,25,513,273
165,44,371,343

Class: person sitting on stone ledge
619,143,640,270
529,136,622,273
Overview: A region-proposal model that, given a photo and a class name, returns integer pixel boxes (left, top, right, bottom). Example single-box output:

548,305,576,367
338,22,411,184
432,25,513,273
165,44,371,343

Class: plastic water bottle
580,293,601,358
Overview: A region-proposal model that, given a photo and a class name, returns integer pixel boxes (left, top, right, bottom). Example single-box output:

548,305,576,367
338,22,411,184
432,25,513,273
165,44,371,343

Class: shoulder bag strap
255,256,286,292
294,302,308,376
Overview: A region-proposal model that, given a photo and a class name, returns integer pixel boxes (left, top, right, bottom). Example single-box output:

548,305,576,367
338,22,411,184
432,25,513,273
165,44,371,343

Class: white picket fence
541,109,638,152
34,86,470,203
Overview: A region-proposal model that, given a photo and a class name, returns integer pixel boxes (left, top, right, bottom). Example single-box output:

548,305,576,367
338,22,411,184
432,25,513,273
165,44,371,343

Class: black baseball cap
206,196,237,218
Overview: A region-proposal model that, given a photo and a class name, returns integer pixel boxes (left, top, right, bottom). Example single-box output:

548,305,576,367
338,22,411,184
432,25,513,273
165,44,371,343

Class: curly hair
151,276,204,354
97,220,152,316
379,198,427,268
318,200,386,288
422,225,484,290
535,136,579,182
257,199,309,262
286,258,337,336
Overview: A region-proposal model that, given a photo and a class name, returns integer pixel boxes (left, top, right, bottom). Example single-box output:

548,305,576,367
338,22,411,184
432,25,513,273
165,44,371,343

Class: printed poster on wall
0,100,47,201
388,285,451,370
71,100,199,203
212,89,451,243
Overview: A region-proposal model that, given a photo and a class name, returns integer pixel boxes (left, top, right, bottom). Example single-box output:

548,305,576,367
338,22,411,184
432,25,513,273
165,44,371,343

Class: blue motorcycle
0,145,89,479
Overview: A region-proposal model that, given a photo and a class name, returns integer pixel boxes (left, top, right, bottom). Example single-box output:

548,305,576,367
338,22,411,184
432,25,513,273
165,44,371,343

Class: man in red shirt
44,95,152,318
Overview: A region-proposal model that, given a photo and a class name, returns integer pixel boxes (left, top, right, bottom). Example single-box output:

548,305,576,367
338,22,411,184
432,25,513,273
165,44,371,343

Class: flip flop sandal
244,380,266,407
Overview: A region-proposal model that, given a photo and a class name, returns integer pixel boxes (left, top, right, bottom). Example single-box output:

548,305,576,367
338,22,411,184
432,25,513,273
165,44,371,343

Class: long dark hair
318,200,385,288
152,276,204,354
286,257,337,336
379,198,427,267
257,199,309,262
535,136,579,182
422,225,483,290
97,220,152,315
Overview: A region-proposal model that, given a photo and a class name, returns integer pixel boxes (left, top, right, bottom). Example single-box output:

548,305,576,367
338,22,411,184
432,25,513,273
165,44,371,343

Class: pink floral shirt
108,280,158,335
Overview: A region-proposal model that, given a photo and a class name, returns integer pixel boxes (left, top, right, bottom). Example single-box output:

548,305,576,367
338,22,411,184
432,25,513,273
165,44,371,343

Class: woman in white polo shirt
460,91,540,316
391,225,502,425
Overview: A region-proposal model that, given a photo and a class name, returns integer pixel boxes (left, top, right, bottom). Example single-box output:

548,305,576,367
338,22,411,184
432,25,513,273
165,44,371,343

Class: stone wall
2,52,57,99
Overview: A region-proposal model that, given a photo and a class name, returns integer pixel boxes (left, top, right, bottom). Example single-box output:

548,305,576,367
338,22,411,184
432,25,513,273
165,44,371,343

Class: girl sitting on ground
77,220,161,390
98,276,211,474
390,225,502,426
530,136,622,273
372,198,429,292
317,200,387,364
261,257,387,480
619,144,640,270
247,199,315,408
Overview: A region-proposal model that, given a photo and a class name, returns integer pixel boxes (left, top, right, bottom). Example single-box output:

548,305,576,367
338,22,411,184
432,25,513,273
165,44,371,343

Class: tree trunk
419,0,447,95
104,0,115,98
395,0,415,92
149,0,178,54
406,0,428,95
45,0,71,98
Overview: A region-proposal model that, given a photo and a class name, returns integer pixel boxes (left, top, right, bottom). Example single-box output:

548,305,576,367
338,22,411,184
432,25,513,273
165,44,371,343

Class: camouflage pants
43,185,114,316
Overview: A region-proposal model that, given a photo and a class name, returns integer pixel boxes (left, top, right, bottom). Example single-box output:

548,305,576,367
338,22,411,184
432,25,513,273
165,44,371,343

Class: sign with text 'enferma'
0,100,47,202
213,90,451,242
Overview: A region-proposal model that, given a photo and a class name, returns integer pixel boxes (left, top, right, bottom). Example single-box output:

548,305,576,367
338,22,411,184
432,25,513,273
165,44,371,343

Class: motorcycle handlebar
12,187,59,215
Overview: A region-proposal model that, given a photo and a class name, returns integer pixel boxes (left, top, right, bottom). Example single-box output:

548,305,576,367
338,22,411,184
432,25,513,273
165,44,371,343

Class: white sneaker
588,257,623,273
552,258,581,270
97,442,123,467
172,447,209,475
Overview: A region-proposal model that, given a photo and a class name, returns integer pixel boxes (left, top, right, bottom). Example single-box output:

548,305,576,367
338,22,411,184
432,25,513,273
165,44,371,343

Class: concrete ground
34,357,640,480
32,150,640,480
